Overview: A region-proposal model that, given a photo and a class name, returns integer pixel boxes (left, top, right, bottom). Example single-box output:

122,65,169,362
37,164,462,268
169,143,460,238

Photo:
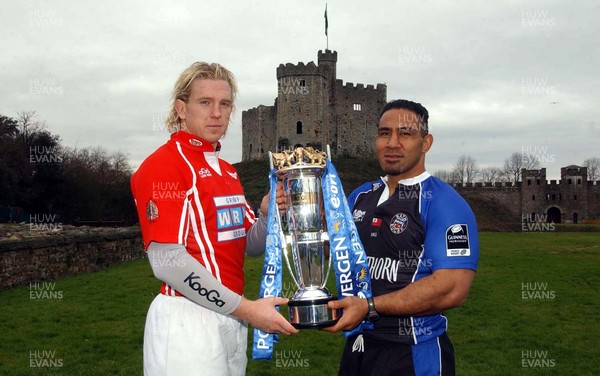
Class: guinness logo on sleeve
446,224,470,256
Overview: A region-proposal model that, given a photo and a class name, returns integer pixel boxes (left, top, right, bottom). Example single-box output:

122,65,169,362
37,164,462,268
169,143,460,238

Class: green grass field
0,232,598,375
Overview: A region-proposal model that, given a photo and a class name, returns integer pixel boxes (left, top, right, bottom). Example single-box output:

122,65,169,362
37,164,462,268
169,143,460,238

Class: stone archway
547,207,561,223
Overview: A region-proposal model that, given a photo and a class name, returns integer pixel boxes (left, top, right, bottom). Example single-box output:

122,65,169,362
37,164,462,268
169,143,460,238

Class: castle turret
317,49,337,82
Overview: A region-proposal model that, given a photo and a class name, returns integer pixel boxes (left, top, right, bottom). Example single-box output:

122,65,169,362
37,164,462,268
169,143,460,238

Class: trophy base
288,296,340,329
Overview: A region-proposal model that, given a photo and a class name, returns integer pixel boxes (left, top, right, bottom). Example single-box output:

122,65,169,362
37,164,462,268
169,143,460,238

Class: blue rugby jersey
348,171,479,344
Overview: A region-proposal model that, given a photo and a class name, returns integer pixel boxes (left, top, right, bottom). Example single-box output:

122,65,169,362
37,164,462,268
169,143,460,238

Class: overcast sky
2,0,598,179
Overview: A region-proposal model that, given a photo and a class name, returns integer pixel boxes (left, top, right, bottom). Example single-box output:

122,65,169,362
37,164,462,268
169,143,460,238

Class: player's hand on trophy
233,297,299,335
260,182,286,215
321,297,369,333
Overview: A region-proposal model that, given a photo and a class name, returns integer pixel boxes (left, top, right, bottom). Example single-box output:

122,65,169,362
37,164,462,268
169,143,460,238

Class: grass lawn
0,232,598,375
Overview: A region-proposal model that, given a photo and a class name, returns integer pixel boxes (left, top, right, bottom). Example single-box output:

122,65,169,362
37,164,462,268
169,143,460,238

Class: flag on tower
324,4,328,36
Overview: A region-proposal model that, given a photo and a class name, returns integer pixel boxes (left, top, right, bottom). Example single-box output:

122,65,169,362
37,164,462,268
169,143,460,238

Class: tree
452,154,479,183
0,115,21,206
434,170,460,183
503,152,540,183
16,111,46,145
479,167,502,183
583,157,600,181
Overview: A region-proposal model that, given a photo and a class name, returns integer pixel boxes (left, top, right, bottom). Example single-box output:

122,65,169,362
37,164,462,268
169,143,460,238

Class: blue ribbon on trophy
252,146,373,360
252,169,282,360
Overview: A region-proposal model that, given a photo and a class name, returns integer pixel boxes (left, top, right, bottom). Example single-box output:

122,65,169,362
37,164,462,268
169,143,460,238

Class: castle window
574,195,577,200
527,179,532,186
296,121,303,134
546,194,550,200
536,179,540,185
300,79,306,87
353,103,362,111
577,178,582,184
552,194,556,200
532,195,535,201
249,144,252,154
278,138,289,151
568,178,572,184
558,194,562,200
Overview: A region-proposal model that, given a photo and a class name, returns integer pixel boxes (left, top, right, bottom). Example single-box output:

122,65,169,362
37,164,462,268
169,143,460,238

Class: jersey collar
170,131,221,153
377,171,431,206
381,171,431,187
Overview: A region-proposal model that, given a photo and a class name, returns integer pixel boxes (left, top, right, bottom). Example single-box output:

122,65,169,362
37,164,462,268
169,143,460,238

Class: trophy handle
276,210,301,290
321,232,332,290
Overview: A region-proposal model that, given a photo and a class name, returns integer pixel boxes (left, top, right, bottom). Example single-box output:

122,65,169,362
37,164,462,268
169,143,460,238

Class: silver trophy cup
270,147,340,329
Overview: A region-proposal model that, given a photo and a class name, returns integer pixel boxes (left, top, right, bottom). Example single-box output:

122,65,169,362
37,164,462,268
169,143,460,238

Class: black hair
379,99,429,136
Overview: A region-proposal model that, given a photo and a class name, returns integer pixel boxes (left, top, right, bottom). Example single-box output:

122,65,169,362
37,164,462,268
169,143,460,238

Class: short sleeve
423,184,479,272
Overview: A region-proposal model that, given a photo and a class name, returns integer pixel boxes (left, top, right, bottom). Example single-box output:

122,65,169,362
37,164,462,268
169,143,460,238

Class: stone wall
0,227,144,290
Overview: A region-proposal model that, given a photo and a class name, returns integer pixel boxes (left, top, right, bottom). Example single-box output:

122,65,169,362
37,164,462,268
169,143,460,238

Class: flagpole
324,3,329,50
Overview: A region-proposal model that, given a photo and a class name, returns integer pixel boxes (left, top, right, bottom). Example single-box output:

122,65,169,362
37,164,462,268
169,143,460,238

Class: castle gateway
242,50,387,160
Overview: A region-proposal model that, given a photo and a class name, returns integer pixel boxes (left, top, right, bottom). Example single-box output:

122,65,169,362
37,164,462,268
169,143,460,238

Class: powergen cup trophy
252,145,373,360
270,146,339,328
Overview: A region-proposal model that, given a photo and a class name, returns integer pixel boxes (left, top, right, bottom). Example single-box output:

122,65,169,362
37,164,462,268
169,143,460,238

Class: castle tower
317,49,337,84
242,50,386,160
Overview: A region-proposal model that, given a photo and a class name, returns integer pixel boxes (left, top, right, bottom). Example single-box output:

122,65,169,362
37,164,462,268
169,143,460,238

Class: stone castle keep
242,50,387,160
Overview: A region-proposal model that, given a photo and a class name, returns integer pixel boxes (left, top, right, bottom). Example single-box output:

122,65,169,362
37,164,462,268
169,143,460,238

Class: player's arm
147,242,298,335
244,183,285,257
324,268,475,332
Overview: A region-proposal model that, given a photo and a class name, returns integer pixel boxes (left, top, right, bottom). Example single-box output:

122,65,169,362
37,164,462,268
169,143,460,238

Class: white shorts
143,294,248,376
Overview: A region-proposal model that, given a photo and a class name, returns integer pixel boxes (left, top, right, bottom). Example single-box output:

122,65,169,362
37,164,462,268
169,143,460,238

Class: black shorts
338,332,455,376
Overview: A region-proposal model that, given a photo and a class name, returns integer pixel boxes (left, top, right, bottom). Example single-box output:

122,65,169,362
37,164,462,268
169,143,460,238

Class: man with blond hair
131,61,298,376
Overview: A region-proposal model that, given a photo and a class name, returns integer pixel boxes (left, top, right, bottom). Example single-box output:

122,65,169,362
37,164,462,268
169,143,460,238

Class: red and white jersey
131,131,257,295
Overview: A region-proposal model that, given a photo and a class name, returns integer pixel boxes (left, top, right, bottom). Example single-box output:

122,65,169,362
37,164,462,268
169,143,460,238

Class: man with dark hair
325,99,479,375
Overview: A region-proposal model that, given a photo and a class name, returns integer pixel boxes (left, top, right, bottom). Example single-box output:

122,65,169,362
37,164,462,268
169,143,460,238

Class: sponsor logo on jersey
214,195,247,241
198,168,212,178
446,224,470,256
227,171,238,180
146,199,158,221
184,271,225,307
389,213,408,234
367,256,399,283
189,138,203,147
353,209,366,222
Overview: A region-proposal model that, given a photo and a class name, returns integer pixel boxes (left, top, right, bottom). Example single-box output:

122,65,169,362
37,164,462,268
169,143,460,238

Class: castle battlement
276,61,321,78
317,49,338,62
336,79,385,91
